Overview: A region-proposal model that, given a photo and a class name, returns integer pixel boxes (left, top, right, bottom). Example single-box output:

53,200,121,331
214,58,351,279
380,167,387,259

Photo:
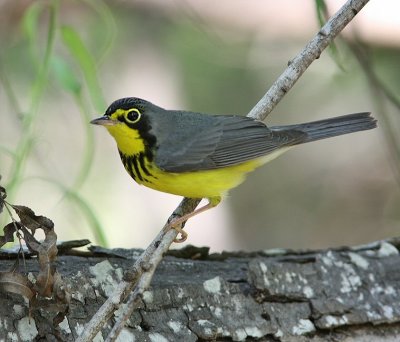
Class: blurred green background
0,0,399,251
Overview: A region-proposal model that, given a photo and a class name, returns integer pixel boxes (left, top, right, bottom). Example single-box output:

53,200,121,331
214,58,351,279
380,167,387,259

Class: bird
91,97,377,242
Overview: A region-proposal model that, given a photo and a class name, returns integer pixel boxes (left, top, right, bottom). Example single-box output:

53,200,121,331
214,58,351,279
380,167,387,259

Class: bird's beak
90,115,117,126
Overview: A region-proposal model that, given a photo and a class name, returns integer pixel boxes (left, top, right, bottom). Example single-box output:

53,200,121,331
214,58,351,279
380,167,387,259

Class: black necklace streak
119,151,155,184
112,100,158,183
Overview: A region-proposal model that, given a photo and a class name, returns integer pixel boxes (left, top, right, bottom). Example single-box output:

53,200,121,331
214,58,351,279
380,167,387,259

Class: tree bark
1,239,400,341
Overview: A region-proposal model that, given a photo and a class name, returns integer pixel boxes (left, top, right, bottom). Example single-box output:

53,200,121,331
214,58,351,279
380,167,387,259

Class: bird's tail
271,112,377,144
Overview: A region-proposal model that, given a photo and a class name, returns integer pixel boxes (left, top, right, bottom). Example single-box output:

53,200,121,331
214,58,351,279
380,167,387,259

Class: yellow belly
132,147,291,199
145,160,260,198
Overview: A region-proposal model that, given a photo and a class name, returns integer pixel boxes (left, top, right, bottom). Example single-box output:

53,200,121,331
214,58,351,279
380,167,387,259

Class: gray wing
153,112,305,172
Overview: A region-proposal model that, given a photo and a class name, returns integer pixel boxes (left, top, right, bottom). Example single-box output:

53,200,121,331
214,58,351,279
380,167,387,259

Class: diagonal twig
248,0,370,121
77,0,371,340
76,198,200,342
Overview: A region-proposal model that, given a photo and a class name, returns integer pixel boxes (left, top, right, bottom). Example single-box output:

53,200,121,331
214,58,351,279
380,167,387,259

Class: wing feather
153,112,305,172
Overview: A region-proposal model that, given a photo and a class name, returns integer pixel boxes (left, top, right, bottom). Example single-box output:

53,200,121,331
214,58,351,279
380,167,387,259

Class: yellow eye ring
125,108,141,123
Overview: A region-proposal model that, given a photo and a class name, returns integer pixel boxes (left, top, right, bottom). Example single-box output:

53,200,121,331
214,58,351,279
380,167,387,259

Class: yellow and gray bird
91,98,377,241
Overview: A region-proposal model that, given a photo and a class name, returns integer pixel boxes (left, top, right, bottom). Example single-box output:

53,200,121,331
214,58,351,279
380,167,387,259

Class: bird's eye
125,108,141,124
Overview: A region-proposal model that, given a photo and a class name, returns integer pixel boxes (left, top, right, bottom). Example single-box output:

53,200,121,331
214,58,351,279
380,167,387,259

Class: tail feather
271,112,377,144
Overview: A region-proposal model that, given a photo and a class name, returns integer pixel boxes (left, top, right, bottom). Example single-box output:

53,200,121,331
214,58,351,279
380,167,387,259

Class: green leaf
60,25,106,112
315,0,328,27
51,56,82,95
82,0,117,65
21,2,44,48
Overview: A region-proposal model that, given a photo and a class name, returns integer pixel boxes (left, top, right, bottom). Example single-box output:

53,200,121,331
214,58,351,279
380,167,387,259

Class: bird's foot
164,197,221,243
164,216,188,243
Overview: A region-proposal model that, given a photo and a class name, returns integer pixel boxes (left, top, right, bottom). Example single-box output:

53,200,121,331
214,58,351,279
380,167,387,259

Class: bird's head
91,97,157,155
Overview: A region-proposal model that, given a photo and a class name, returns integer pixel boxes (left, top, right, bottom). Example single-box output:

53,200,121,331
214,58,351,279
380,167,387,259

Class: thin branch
248,0,370,121
75,198,200,342
77,0,371,340
105,227,180,341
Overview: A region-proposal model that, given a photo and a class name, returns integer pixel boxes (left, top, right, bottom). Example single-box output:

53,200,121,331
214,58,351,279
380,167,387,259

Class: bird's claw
173,227,188,243
164,217,188,243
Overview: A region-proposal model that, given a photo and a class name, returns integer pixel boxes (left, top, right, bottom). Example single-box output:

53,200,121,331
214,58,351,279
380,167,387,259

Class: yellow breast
119,148,290,199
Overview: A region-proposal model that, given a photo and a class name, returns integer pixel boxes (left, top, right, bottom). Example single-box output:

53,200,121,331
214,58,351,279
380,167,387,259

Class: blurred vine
0,0,116,246
349,43,400,186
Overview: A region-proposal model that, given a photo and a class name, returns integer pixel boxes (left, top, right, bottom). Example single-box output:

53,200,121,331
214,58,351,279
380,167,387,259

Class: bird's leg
165,197,221,243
